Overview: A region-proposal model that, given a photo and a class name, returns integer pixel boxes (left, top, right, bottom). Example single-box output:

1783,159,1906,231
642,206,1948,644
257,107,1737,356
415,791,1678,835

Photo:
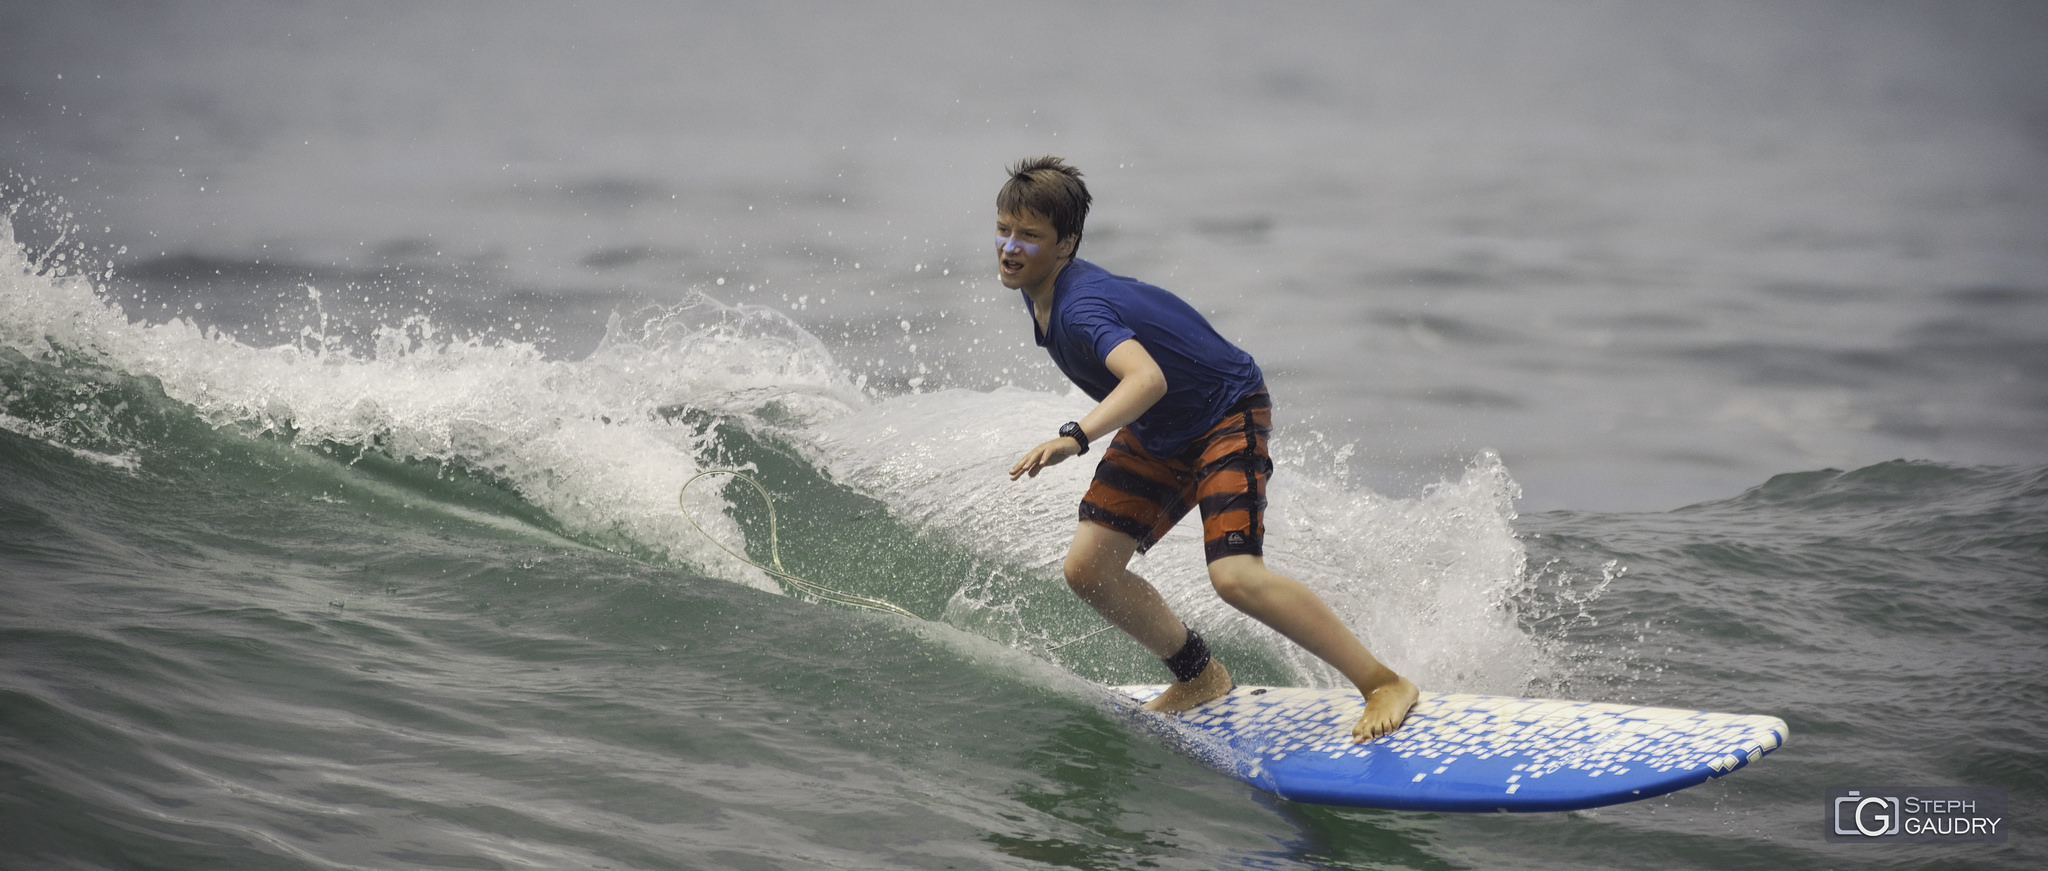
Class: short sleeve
1064,296,1137,364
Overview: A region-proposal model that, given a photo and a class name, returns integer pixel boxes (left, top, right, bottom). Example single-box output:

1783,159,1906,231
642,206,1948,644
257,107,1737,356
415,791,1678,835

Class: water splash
2,216,850,584
812,386,1546,693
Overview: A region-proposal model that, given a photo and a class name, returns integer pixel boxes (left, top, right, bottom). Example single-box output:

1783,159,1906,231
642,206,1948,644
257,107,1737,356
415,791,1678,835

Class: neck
1025,258,1071,309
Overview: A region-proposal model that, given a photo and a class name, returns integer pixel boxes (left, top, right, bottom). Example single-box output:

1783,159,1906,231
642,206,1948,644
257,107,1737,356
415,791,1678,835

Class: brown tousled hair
998,156,1092,257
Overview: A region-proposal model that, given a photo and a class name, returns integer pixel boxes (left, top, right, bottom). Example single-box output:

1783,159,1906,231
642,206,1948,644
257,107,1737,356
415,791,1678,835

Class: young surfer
996,155,1419,742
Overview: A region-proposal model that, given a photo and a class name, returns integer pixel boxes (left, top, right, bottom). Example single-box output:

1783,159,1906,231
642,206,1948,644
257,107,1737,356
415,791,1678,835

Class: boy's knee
1063,554,1105,595
1207,560,1266,608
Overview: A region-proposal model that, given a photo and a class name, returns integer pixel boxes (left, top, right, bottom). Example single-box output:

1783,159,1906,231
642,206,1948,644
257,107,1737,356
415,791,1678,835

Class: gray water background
6,6,2048,869
6,0,2045,512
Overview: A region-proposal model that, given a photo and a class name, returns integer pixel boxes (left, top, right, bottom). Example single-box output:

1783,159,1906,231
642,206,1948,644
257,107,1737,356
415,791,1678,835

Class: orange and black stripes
1078,392,1274,562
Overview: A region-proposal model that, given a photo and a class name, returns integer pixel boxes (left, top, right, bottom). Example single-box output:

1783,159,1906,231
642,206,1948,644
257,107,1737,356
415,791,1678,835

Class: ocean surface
4,2,2046,869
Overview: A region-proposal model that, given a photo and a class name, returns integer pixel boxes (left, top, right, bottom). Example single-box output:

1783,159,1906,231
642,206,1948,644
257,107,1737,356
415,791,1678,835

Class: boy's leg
1208,554,1419,741
1063,520,1233,712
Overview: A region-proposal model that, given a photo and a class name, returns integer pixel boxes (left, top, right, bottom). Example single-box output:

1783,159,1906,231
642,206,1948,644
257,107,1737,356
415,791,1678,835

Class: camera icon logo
1834,791,1901,838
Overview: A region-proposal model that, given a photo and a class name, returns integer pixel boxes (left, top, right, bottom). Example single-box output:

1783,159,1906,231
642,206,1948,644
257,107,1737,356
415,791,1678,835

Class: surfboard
1115,685,1787,812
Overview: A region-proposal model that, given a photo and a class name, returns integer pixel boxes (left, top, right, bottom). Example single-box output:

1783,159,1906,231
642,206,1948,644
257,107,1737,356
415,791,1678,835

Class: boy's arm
1010,339,1166,479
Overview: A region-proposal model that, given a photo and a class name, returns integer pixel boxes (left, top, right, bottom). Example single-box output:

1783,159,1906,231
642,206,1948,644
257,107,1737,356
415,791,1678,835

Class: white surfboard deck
1115,685,1787,812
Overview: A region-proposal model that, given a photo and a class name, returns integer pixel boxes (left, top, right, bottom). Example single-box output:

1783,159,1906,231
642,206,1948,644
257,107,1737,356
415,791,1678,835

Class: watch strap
1058,421,1090,455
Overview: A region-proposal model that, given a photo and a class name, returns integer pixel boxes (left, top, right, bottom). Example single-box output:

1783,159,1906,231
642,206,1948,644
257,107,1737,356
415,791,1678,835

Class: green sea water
5,3,2045,864
3,291,2042,867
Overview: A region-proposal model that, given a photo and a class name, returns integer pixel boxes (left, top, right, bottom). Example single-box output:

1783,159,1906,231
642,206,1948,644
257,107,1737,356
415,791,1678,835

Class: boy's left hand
1009,437,1081,480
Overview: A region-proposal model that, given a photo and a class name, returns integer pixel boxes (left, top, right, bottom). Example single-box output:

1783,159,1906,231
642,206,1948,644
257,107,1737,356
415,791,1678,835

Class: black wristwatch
1058,421,1090,455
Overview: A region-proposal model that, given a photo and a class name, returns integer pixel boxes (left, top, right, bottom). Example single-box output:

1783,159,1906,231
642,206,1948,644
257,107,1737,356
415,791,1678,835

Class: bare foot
1142,659,1233,713
1351,675,1419,743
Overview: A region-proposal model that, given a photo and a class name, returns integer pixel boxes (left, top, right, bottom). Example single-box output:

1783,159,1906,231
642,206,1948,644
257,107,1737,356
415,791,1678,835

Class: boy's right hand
1008,437,1082,480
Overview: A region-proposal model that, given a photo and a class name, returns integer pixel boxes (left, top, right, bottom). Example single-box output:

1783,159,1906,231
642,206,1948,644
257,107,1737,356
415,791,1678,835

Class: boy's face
995,209,1073,293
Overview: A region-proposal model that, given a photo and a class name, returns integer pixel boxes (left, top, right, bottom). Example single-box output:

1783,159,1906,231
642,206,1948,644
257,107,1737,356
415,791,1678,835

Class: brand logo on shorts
1224,531,1247,549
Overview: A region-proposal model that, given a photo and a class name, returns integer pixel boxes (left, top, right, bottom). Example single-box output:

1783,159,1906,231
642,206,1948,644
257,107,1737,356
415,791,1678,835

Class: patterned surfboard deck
1116,685,1788,812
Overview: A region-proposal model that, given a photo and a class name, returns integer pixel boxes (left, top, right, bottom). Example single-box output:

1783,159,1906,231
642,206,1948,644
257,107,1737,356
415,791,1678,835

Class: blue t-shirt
1026,258,1265,457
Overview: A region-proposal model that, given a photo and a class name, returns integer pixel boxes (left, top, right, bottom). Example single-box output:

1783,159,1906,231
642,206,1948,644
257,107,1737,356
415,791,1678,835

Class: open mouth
995,234,1039,282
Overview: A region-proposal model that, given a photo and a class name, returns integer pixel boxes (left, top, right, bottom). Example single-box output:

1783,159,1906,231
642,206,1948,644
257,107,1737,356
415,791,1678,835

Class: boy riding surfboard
995,156,1419,742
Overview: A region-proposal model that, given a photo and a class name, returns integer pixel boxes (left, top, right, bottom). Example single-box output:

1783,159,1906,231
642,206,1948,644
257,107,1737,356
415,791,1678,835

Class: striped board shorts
1078,391,1274,563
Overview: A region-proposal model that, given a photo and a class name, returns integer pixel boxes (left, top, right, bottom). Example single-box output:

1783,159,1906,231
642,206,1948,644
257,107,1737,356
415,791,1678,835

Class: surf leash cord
679,469,919,619
679,468,1124,654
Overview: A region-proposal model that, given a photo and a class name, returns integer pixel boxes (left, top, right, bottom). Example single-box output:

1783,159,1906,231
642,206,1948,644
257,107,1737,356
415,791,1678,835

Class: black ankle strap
1163,627,1211,683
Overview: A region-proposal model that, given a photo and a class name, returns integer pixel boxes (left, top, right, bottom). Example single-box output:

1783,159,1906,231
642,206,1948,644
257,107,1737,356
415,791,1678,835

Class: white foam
813,385,1097,573
1265,450,1540,694
1,218,857,589
6,217,1543,691
811,385,1541,694
0,411,143,472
